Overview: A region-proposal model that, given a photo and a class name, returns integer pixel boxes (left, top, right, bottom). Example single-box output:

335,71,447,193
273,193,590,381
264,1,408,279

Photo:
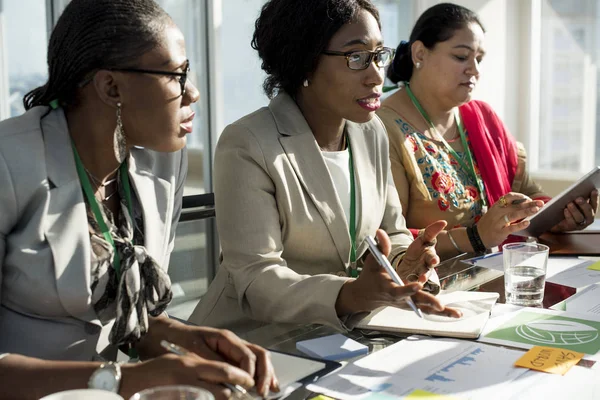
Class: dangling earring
303,79,309,87
415,62,422,69
113,102,127,163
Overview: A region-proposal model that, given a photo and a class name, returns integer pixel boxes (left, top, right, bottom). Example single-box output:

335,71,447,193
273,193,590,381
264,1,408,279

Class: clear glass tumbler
503,243,549,307
129,385,215,400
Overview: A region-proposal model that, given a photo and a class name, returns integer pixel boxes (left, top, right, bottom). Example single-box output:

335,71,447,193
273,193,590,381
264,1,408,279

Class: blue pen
365,236,424,318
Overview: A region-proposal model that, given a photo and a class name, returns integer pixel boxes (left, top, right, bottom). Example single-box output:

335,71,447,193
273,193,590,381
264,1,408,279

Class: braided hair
387,3,484,84
252,0,380,99
23,0,171,110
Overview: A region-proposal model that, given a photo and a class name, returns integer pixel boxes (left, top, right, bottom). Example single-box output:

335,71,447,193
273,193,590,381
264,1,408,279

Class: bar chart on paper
307,337,530,400
425,348,486,383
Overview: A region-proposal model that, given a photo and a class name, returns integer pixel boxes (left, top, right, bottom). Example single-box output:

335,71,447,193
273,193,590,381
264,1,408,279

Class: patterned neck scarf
88,171,172,346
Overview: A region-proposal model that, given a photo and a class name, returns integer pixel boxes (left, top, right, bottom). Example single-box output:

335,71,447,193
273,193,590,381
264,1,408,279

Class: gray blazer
189,92,412,333
0,107,186,361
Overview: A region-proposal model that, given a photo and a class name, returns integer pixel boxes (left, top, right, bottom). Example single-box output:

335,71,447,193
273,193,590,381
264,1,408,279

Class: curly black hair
387,3,484,84
252,0,380,99
24,0,171,110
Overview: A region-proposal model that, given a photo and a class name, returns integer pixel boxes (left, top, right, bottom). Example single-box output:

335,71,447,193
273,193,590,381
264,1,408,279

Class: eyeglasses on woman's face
110,59,191,96
322,47,395,70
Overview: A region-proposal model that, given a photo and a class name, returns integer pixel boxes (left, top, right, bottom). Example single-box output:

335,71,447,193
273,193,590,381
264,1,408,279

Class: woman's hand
136,317,278,397
396,220,447,284
120,353,255,400
551,190,598,233
477,192,543,248
336,227,461,318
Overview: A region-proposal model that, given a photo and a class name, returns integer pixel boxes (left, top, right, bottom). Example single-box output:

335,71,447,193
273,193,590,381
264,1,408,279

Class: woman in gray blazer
190,0,461,333
0,1,277,399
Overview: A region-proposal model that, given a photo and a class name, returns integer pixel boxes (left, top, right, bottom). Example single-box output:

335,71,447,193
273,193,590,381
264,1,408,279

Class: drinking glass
129,386,214,400
503,243,549,307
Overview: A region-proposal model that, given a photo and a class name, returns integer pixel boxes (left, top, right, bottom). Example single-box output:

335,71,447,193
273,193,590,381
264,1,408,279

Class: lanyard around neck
347,135,358,278
71,141,133,277
404,83,487,206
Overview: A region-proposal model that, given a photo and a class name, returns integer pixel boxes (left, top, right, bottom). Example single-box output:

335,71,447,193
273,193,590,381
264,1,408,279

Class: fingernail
577,198,584,204
263,383,270,396
532,207,539,212
274,378,281,392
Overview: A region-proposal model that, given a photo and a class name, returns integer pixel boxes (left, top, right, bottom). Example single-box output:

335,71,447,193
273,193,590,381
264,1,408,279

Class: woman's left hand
551,190,598,232
396,220,447,284
137,316,279,397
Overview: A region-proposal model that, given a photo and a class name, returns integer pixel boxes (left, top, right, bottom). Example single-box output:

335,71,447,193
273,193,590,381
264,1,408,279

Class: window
0,0,48,120
537,0,599,174
158,0,213,318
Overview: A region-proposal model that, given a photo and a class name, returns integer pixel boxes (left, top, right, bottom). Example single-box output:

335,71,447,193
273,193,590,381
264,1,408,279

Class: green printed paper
485,311,600,354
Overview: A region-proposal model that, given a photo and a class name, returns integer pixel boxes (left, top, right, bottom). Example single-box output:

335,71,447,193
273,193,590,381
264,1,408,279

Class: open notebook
356,291,500,339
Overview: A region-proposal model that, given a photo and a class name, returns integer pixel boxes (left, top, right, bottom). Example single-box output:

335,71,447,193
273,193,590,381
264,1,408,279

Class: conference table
238,232,600,400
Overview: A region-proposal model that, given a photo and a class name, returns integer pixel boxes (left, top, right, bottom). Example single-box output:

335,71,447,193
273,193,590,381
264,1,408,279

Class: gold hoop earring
113,102,127,163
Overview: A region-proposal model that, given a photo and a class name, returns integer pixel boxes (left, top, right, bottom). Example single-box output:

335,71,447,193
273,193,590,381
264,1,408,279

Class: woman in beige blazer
0,1,277,399
190,0,460,333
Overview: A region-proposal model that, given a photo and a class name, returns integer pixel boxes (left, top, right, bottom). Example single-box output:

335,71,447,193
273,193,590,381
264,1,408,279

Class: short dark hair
252,0,380,99
387,3,484,84
23,0,171,110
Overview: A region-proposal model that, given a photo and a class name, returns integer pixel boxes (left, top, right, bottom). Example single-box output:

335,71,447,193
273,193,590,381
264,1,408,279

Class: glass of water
503,243,549,307
129,386,214,400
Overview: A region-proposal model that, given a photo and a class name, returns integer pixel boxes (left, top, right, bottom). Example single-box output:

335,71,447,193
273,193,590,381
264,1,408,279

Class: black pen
160,340,255,400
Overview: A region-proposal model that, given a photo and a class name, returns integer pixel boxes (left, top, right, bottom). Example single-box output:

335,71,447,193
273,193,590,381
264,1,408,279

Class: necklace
83,164,119,188
82,164,120,202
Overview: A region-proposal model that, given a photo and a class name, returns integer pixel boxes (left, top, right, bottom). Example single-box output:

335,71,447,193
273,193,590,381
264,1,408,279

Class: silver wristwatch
88,361,122,393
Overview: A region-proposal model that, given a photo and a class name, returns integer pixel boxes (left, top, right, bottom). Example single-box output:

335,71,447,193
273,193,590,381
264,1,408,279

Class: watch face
93,370,117,391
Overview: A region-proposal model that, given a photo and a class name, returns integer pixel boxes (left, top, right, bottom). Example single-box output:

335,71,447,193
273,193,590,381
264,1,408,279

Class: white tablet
513,166,600,237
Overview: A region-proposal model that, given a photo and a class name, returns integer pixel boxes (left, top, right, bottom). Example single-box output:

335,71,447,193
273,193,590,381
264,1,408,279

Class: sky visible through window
4,0,47,116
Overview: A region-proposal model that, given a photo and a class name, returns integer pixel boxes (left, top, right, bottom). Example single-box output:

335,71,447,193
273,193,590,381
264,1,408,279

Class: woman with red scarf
378,3,598,261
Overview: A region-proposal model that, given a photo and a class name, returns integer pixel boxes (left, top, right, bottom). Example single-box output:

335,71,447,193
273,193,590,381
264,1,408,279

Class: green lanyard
404,83,487,207
347,135,358,278
71,141,133,277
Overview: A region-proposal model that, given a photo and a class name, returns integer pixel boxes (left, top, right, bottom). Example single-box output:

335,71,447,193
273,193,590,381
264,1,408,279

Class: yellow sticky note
311,396,336,400
405,390,462,399
587,261,600,271
514,346,584,375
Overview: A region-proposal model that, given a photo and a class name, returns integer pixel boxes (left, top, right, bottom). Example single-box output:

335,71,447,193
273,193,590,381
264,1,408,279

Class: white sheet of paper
561,284,600,315
545,259,600,288
306,336,530,400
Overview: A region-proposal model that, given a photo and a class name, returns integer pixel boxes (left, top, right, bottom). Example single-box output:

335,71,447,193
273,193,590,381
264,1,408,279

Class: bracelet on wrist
447,229,462,253
466,225,486,253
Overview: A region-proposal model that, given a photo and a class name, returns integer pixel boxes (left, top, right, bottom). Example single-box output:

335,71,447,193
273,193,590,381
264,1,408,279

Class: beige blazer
189,92,412,333
0,107,186,361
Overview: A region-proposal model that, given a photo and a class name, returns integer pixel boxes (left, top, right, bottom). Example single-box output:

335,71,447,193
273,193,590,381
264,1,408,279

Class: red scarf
459,100,518,206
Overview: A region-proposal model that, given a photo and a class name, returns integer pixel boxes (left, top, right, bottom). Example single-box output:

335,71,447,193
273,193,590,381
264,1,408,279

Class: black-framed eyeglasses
110,59,190,96
322,48,395,70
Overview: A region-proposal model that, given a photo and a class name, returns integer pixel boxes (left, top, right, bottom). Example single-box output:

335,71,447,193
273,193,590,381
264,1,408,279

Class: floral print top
378,105,545,230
